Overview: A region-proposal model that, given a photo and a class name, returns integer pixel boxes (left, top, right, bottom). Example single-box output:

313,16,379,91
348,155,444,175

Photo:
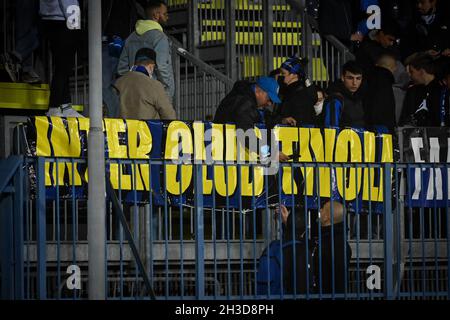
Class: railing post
13,158,24,299
188,0,200,58
0,183,13,299
36,157,47,299
194,163,205,299
383,162,394,300
225,0,237,83
262,0,274,76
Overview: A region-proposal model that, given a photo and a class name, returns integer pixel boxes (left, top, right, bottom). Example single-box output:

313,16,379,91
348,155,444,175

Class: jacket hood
135,20,163,35
230,80,256,99
327,80,363,101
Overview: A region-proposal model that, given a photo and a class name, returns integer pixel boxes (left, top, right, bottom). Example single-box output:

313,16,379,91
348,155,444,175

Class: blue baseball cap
256,76,282,104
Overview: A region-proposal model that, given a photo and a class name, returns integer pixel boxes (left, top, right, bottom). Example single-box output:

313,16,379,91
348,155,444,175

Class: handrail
170,35,233,87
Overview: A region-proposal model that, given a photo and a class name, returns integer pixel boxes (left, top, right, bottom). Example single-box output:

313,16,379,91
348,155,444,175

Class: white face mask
314,101,324,115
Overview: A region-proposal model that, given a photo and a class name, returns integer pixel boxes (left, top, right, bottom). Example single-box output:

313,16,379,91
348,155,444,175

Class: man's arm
154,82,177,120
117,41,131,75
154,32,175,99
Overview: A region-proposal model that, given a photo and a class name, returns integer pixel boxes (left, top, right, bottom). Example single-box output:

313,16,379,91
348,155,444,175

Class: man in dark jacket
322,61,366,128
275,56,319,127
399,53,445,127
364,53,397,132
403,0,450,58
214,77,282,130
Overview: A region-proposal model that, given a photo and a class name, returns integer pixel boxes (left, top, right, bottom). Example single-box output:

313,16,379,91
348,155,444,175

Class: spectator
355,23,399,74
1,0,41,83
399,53,444,127
313,86,326,116
275,57,319,127
364,53,397,132
214,77,282,131
115,48,176,120
313,201,352,295
403,0,450,58
322,61,366,128
102,0,140,118
40,0,84,117
118,0,175,100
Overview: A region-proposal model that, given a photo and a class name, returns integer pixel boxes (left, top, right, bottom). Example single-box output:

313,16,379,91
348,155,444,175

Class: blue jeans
102,43,120,118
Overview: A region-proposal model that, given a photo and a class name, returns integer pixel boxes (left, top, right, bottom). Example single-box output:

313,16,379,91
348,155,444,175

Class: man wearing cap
275,56,319,127
114,48,176,120
214,77,281,130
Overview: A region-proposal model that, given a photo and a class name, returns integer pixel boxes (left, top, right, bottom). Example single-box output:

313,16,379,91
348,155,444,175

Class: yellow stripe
201,31,302,46
201,20,302,28
0,82,84,111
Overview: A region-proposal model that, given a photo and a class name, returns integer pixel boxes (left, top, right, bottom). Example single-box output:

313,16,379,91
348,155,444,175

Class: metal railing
1,146,449,300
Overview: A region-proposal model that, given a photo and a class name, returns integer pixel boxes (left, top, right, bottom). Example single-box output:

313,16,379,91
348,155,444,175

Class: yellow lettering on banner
105,119,131,190
35,117,51,157
298,128,314,196
309,128,331,198
377,133,394,201
193,122,213,195
127,120,152,191
212,124,237,197
49,117,82,187
275,126,299,195
335,129,363,201
164,121,193,195
362,131,379,201
240,127,263,197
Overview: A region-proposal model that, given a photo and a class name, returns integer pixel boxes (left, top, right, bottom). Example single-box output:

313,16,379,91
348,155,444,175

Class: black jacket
312,223,352,295
364,66,396,131
276,81,319,127
323,81,366,128
318,0,353,44
399,79,445,127
213,81,261,130
102,0,138,39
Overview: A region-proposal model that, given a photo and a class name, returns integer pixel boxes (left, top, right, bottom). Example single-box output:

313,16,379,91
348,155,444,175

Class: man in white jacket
40,0,84,117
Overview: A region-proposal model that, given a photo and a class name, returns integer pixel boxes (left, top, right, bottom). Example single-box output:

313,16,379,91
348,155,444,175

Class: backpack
256,238,314,296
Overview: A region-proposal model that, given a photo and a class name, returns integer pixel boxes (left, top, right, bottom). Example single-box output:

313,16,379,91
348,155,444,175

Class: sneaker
22,70,41,84
1,53,18,82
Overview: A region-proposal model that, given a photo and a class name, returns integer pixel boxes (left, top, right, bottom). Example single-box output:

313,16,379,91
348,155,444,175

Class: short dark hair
342,61,363,77
144,0,167,18
134,48,157,65
405,53,435,75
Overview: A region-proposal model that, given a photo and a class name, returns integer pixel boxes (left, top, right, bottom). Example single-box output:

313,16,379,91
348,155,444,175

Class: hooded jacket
277,80,319,127
118,20,174,99
322,80,366,128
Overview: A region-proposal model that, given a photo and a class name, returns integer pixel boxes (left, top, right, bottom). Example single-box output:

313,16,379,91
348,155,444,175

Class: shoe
1,53,18,82
22,70,41,84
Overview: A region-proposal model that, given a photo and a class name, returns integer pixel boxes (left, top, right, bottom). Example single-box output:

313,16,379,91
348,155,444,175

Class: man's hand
282,117,297,126
275,205,290,225
278,151,290,162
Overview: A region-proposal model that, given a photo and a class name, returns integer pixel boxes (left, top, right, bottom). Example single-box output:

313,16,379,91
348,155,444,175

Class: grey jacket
118,20,175,100
40,0,80,24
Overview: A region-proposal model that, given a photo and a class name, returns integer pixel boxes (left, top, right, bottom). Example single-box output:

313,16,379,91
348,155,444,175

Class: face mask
314,101,324,115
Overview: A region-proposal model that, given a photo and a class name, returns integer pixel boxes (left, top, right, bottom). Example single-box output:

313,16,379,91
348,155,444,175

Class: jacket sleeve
117,41,131,75
154,82,177,120
154,32,175,100
323,97,342,127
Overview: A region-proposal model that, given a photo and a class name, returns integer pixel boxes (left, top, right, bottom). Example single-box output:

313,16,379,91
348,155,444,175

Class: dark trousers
43,21,81,109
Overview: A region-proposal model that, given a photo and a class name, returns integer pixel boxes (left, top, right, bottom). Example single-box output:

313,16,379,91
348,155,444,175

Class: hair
320,201,345,226
134,48,156,65
405,52,435,75
342,61,363,77
376,53,397,71
145,0,167,18
269,68,282,78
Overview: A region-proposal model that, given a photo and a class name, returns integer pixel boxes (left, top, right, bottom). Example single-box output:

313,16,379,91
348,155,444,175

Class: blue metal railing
1,156,449,300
